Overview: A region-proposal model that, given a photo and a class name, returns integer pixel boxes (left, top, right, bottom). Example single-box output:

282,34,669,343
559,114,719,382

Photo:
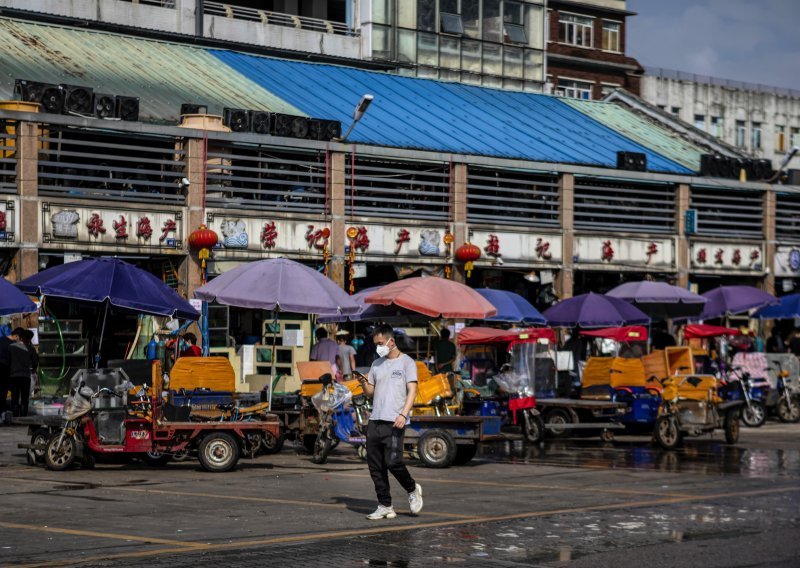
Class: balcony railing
204,2,355,36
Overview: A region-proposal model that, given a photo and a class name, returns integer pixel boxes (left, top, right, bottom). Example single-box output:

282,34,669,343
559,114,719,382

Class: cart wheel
311,428,334,465
654,416,682,450
523,411,545,444
777,397,800,423
302,434,318,454
742,401,766,428
198,433,240,473
724,409,740,444
261,428,285,454
417,429,457,468
453,443,478,466
44,433,78,471
141,450,171,467
600,429,615,443
544,408,572,438
30,428,50,465
357,445,368,460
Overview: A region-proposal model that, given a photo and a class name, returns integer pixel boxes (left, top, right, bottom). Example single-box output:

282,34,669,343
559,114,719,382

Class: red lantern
188,224,218,280
455,242,481,277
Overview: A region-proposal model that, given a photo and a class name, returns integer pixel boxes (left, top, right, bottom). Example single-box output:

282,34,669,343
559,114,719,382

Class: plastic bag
63,392,93,421
311,382,352,413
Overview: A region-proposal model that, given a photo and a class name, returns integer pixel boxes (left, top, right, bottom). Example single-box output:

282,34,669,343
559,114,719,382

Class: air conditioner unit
307,119,342,141
14,79,63,113
116,96,140,121
60,84,94,115
93,93,116,119
250,111,271,134
223,107,251,132
616,151,647,172
289,116,309,138
180,103,208,115
271,114,309,138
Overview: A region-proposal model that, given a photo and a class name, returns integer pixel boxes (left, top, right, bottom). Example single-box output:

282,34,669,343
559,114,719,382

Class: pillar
328,151,346,288
13,121,39,327
763,189,776,296
675,183,690,288
452,163,468,283
182,137,207,301
556,173,574,300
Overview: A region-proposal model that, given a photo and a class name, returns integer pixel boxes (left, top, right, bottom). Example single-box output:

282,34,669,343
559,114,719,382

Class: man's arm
356,371,374,397
394,381,417,429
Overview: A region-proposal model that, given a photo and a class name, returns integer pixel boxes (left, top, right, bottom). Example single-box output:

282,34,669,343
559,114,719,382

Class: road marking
11,484,799,568
0,521,207,548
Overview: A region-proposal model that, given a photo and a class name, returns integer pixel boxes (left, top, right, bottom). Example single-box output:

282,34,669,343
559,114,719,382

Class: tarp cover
458,327,557,346
580,326,649,342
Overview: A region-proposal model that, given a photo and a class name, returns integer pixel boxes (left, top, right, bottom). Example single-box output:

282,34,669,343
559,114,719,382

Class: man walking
357,324,423,520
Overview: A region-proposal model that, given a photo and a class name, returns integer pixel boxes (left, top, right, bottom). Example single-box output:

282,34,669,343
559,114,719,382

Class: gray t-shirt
338,344,356,375
368,353,417,422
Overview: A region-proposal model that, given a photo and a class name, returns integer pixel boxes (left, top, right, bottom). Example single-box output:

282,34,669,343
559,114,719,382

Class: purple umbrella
542,292,651,328
606,281,706,320
693,286,778,321
0,278,36,316
194,258,359,315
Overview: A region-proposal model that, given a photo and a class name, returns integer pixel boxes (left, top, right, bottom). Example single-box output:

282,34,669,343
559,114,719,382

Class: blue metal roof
211,50,692,174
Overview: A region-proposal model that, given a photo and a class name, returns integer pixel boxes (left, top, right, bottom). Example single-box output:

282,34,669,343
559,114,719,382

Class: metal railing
574,177,676,233
205,143,327,214
0,120,16,195
204,2,355,36
38,127,186,205
346,157,451,221
645,66,800,99
690,186,763,238
467,167,559,227
776,192,800,243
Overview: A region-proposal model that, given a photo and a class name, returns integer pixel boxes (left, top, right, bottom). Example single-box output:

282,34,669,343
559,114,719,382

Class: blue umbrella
755,293,800,319
0,277,36,316
16,257,199,320
475,288,547,325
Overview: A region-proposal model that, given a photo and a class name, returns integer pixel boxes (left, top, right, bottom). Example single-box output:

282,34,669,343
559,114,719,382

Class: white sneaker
366,505,397,520
408,483,423,514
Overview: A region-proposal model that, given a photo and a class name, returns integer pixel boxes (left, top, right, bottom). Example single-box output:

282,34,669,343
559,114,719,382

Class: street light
338,94,374,141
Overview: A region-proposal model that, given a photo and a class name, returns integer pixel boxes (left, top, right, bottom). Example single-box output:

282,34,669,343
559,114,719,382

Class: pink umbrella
365,277,497,319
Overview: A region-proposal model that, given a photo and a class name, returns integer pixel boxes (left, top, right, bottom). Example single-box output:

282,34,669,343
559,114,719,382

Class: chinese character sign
87,213,106,238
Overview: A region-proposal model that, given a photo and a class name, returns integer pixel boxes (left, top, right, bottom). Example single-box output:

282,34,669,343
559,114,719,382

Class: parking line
12,484,799,568
0,521,207,548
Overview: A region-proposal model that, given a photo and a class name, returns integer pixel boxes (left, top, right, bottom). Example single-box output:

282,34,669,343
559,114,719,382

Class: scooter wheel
523,411,545,444
777,398,800,423
311,429,334,465
654,416,682,450
742,401,766,428
260,429,285,454
44,433,78,471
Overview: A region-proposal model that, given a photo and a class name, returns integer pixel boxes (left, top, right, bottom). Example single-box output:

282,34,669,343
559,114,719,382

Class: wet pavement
1,423,798,567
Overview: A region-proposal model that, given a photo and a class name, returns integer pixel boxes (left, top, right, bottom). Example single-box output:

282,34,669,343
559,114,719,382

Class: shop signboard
774,245,800,277
0,198,17,245
690,241,764,272
42,203,183,250
206,213,331,256
574,236,675,268
343,224,451,262
469,230,563,267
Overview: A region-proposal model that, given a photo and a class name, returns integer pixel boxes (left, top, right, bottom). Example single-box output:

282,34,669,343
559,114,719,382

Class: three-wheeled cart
405,414,503,468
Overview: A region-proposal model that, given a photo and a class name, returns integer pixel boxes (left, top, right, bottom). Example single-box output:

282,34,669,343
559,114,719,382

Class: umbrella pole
95,303,109,369
269,310,278,411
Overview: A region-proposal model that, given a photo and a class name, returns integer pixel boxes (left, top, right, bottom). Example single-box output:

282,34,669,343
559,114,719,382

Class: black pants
10,374,30,417
366,420,416,507
0,375,10,413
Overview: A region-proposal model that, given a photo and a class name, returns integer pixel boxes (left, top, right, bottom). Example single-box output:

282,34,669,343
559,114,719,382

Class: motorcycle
716,364,769,428
310,373,370,464
770,361,800,423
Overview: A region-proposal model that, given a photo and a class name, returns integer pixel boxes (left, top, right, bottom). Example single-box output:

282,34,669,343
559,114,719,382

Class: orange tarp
169,357,235,392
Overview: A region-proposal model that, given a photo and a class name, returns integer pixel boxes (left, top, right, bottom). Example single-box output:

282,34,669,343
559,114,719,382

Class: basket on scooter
414,373,453,406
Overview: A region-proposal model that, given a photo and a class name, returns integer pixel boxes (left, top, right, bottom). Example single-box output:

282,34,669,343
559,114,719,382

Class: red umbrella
580,326,648,342
364,277,497,319
458,326,557,345
684,324,740,339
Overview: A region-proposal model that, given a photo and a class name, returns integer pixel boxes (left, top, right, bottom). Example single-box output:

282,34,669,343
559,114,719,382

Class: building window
558,78,593,100
558,13,593,47
792,127,800,147
440,12,464,35
752,122,762,149
440,35,461,69
503,45,523,78
483,0,502,43
417,0,436,32
504,24,528,44
462,39,481,72
694,114,705,131
710,116,722,137
601,21,620,52
657,104,666,111
736,120,747,147
776,125,786,152
462,0,480,38
670,106,681,116
600,83,620,97
504,1,527,45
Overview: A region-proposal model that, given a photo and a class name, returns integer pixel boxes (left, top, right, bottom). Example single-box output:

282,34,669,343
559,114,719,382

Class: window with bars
574,178,676,233
690,186,763,238
0,120,16,195
37,126,185,205
204,144,327,214
467,167,559,226
776,192,800,243
345,157,451,221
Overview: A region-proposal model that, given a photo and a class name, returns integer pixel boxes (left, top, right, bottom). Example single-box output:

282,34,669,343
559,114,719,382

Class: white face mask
376,344,391,358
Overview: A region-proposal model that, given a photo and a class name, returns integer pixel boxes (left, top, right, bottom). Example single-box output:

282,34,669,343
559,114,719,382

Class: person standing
356,324,423,520
0,328,12,418
433,328,456,373
766,327,787,353
179,332,202,357
8,328,33,417
336,331,357,380
310,327,339,374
